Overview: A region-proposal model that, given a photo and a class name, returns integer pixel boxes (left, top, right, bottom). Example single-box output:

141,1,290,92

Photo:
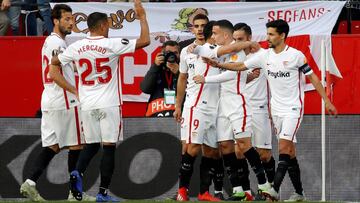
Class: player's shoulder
286,46,304,56
45,34,66,47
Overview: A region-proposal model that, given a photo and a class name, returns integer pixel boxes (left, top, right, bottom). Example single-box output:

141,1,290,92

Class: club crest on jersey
230,54,238,62
283,61,289,66
121,39,129,45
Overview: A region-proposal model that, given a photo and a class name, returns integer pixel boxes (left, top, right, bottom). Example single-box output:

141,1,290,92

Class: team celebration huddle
18,0,338,202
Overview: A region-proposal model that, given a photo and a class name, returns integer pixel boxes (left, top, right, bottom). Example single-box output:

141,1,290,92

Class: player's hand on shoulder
325,101,338,118
187,44,197,54
193,75,205,84
134,0,146,20
202,57,219,68
250,41,261,53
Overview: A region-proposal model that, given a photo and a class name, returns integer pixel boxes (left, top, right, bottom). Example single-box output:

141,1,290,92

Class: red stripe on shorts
59,69,70,110
292,72,303,141
74,106,81,145
188,64,210,144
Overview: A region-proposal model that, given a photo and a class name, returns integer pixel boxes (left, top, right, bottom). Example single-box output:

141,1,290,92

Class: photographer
141,40,180,117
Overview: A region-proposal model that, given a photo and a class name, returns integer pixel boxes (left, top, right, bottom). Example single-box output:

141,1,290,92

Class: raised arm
217,41,260,57
202,57,248,71
173,73,187,122
307,72,338,116
193,70,236,84
134,0,150,49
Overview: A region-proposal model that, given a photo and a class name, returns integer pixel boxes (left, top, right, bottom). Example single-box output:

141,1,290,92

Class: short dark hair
51,4,72,22
266,19,289,39
87,12,108,31
192,14,209,24
234,22,252,36
204,20,215,41
214,20,234,33
162,40,179,48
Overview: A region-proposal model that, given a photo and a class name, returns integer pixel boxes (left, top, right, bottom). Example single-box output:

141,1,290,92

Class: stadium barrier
0,117,359,201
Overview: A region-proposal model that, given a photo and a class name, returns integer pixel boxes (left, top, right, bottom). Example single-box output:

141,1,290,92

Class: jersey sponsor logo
121,39,129,45
267,70,290,78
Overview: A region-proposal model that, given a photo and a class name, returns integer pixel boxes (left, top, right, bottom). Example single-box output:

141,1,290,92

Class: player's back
218,46,247,97
41,33,78,111
244,49,269,113
180,43,220,112
62,36,136,111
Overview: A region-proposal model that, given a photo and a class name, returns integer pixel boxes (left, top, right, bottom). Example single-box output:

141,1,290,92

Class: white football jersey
244,45,313,116
244,49,269,113
180,42,220,112
58,36,136,111
41,32,79,111
206,42,247,97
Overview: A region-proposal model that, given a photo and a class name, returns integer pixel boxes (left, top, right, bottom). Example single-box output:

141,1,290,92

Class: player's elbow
50,56,61,66
136,38,150,49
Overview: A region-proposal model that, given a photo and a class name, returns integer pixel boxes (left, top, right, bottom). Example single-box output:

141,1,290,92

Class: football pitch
0,201,350,203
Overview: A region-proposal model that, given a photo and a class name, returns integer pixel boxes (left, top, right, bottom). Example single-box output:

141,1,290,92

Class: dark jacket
140,63,178,117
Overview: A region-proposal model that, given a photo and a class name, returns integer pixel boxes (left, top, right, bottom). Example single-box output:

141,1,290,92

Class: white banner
52,2,345,102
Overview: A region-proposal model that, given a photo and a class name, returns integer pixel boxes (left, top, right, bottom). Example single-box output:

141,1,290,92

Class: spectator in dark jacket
140,40,180,117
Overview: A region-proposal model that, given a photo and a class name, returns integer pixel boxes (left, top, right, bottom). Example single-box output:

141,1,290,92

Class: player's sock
273,154,291,192
99,187,108,196
263,156,275,183
213,158,224,192
222,153,242,188
288,157,303,195
179,152,196,189
237,158,250,191
29,147,57,182
99,145,116,190
76,143,100,174
243,147,267,185
199,156,213,194
68,149,81,173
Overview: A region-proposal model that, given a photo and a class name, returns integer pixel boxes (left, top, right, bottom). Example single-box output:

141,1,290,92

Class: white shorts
41,106,84,148
251,112,272,149
272,115,302,143
180,107,218,148
217,95,252,142
81,106,123,144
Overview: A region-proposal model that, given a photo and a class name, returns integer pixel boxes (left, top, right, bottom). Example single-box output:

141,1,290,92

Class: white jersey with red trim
179,42,220,112
41,32,79,111
244,45,313,116
58,36,136,111
205,42,247,97
244,49,269,113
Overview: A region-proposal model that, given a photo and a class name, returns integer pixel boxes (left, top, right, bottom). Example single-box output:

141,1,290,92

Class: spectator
7,0,21,35
140,40,180,117
23,0,53,35
0,0,10,35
